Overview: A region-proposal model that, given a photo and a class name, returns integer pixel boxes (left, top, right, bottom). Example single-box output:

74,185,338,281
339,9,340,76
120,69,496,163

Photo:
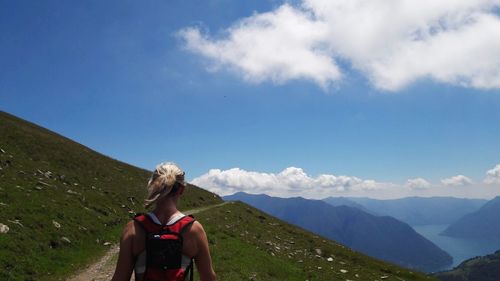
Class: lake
413,224,500,271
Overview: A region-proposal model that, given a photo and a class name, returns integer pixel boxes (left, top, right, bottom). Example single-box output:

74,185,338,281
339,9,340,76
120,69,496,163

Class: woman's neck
152,198,180,224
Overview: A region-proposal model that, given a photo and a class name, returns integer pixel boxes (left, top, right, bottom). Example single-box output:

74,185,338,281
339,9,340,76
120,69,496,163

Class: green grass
0,111,222,281
193,202,437,281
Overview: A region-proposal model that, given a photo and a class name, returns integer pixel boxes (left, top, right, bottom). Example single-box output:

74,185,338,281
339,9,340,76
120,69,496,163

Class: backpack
134,213,196,281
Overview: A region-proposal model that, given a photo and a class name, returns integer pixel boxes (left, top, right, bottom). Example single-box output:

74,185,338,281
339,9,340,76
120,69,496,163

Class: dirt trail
67,244,121,281
67,202,229,281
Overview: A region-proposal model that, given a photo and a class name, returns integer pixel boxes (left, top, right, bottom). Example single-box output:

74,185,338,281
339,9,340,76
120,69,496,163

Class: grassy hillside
194,201,435,281
0,111,222,281
226,192,452,272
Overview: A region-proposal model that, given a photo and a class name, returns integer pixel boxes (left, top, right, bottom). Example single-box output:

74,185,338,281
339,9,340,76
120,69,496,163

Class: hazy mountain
433,250,500,281
441,196,500,239
225,192,452,272
322,197,372,213
344,197,487,226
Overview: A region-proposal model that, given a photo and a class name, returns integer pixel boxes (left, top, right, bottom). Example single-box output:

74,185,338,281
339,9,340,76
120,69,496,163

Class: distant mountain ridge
225,192,452,272
331,197,487,226
322,197,372,213
441,196,500,239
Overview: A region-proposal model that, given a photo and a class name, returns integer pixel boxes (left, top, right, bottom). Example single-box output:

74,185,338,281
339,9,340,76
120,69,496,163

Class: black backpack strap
179,215,195,281
185,258,194,281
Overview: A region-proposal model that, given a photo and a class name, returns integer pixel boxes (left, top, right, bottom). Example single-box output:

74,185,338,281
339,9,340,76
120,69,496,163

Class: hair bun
164,173,176,188
144,162,185,208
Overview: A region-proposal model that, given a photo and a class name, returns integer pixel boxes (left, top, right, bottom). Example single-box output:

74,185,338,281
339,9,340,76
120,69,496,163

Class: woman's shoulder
123,220,136,234
187,220,207,238
189,219,202,230
120,219,146,240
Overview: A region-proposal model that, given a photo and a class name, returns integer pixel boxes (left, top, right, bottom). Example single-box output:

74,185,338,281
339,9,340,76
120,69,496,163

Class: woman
111,162,216,281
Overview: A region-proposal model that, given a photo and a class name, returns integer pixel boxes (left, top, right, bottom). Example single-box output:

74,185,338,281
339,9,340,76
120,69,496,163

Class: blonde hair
144,162,186,208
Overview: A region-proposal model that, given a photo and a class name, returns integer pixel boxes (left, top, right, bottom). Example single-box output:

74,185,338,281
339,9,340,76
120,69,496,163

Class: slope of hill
441,196,500,239
345,197,487,226
0,111,222,281
225,192,452,272
433,250,500,281
195,201,435,280
71,201,438,281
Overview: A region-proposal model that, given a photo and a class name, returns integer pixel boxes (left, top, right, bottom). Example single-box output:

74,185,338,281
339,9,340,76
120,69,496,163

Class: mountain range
225,192,452,272
324,197,487,226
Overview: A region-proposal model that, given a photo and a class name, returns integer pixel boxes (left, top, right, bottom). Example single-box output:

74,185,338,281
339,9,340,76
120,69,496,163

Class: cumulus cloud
178,0,500,91
178,5,341,88
191,167,386,198
441,175,473,186
484,164,500,184
405,177,431,190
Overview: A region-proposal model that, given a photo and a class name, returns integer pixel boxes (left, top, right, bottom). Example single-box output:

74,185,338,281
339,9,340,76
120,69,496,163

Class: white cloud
405,177,431,190
485,164,500,184
191,167,500,199
179,0,500,91
191,167,386,198
441,175,473,186
178,5,341,88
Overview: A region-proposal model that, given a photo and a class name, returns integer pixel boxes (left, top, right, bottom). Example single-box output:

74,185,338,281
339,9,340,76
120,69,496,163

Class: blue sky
1,0,500,199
